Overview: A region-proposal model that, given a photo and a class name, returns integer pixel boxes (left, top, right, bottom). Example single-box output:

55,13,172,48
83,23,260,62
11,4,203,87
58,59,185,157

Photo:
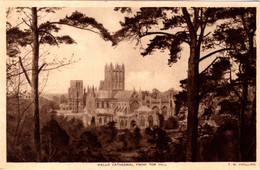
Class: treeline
7,96,248,162
7,98,178,162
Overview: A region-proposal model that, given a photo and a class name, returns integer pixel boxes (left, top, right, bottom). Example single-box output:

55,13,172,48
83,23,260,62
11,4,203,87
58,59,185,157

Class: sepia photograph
2,1,258,167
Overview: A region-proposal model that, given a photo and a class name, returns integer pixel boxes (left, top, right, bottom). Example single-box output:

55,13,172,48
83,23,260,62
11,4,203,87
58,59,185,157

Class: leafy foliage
158,114,164,128
99,121,118,144
72,130,106,162
41,119,70,161
137,126,173,161
145,126,172,151
114,7,132,14
133,127,142,148
114,8,187,66
198,120,239,161
218,100,240,116
6,27,31,57
174,90,186,115
164,117,179,129
7,9,115,58
57,11,114,44
212,8,256,83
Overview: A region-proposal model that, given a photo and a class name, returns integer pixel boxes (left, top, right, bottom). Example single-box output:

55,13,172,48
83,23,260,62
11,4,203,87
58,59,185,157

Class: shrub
164,116,179,129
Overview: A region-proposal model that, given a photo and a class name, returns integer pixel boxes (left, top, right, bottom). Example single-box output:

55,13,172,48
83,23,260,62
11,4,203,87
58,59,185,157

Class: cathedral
62,63,175,129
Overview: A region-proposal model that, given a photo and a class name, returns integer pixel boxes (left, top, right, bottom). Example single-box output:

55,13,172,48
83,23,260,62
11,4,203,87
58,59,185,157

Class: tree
174,90,187,116
211,8,256,161
174,8,256,161
158,114,164,128
99,121,118,144
60,94,67,104
117,129,135,151
164,116,179,129
151,88,160,99
74,130,105,162
143,126,172,161
41,118,70,161
114,7,234,161
133,127,142,148
7,7,114,161
90,116,96,126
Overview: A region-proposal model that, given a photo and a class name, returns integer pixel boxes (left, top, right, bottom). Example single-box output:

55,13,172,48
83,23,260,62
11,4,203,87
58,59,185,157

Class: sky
7,7,218,94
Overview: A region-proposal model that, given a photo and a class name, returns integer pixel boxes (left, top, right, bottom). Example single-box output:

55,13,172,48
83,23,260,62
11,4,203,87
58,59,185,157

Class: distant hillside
41,93,68,103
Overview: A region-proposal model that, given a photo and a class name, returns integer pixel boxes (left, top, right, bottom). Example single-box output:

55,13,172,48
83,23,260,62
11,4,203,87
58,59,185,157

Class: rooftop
113,90,134,100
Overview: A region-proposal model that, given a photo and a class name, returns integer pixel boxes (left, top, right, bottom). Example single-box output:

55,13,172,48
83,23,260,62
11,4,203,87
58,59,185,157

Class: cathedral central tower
99,63,125,91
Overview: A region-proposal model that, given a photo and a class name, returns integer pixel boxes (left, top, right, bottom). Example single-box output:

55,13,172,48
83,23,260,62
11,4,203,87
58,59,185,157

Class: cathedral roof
113,90,134,100
96,90,112,99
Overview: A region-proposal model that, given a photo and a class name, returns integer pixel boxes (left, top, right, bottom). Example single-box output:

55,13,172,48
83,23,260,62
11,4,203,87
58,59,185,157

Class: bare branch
21,18,32,29
199,48,231,62
39,70,50,95
199,56,222,75
18,56,31,86
202,31,211,39
199,82,242,100
42,60,77,72
38,30,59,46
231,84,243,102
38,63,47,73
21,8,32,21
240,13,250,36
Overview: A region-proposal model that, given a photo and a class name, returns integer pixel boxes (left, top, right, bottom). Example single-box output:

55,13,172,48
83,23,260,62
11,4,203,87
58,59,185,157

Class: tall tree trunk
186,42,200,161
14,73,21,144
182,8,201,161
238,31,253,162
239,81,248,161
14,98,21,144
249,90,256,161
239,12,255,161
31,7,41,162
